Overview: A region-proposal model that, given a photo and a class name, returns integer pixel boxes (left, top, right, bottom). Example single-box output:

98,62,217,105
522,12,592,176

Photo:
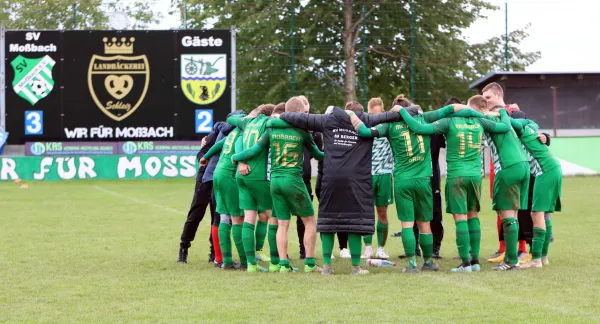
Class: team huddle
196,82,562,274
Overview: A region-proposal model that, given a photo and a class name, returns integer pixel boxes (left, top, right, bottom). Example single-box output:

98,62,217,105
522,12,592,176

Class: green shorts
270,176,314,220
532,167,562,213
373,173,394,207
237,178,272,212
492,162,530,211
213,173,243,217
445,176,482,214
394,178,432,223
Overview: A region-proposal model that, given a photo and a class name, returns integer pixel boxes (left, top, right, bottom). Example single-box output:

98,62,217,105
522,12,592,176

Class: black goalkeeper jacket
280,107,402,234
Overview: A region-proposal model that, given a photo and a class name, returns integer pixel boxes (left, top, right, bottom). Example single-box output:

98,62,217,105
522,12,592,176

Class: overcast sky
151,0,597,73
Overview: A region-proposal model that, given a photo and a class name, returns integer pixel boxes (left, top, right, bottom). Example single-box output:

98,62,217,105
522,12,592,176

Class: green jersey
431,117,510,178
374,117,431,180
512,119,561,175
371,137,394,175
236,114,271,180
232,128,323,178
213,128,242,175
483,110,528,172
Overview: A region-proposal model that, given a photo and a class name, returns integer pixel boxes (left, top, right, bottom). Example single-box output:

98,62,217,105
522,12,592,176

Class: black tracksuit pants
179,174,219,252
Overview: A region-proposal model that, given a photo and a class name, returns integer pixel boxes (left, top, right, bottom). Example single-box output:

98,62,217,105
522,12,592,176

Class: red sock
518,240,527,254
211,226,222,263
497,217,506,253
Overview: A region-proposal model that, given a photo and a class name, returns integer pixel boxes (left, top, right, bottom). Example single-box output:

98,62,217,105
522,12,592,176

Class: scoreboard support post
0,25,6,132
230,26,236,113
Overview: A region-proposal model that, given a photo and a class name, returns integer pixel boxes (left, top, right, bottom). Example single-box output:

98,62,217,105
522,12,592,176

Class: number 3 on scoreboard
195,109,213,133
25,111,44,135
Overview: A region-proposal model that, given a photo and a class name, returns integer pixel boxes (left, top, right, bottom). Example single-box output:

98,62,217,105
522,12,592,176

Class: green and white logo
10,55,56,106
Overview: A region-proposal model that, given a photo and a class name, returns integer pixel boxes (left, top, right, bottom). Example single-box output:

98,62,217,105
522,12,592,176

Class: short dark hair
482,82,504,97
392,94,412,108
344,101,364,113
273,102,286,115
445,97,462,105
259,104,275,116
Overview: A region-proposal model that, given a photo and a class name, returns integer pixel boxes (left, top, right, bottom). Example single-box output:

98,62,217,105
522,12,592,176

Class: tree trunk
343,0,357,103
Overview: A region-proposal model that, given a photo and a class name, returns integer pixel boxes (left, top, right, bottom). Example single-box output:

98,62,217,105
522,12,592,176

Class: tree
173,0,540,112
0,0,159,30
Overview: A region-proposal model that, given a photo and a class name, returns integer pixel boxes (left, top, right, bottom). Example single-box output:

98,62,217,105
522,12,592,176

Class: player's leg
362,175,379,258
238,178,260,271
270,179,288,272
178,179,211,263
517,174,536,264
375,174,392,259
492,162,529,271
349,233,369,274
431,184,444,259
338,232,350,258
466,176,482,271
252,180,273,263
231,216,247,269
321,232,336,275
445,177,471,272
287,177,320,272
395,180,418,273
296,217,306,259
415,178,438,271
209,190,222,267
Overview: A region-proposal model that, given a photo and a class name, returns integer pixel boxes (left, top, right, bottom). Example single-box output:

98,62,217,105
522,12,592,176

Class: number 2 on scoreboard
195,109,213,133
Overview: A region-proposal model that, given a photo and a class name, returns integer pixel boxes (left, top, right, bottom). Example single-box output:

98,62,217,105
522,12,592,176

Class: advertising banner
4,30,233,144
0,154,199,181
24,141,202,156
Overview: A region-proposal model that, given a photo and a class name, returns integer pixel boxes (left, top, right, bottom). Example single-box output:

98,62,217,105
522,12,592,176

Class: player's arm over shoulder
232,130,270,162
301,130,324,161
399,109,439,135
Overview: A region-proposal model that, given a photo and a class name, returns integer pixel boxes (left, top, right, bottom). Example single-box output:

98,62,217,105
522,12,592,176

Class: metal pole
361,3,367,108
410,0,415,100
552,86,558,137
73,3,77,29
231,27,237,113
290,1,295,96
505,2,508,71
183,2,187,29
0,25,5,132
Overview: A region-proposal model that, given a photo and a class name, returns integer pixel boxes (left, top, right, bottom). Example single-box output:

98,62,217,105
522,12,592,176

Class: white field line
92,185,185,215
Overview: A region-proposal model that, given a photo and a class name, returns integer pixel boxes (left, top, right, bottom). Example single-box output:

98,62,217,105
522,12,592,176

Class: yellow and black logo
88,37,149,121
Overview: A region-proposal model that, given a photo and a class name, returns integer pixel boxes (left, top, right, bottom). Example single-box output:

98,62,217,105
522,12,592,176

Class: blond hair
467,95,488,112
368,97,384,110
285,97,305,112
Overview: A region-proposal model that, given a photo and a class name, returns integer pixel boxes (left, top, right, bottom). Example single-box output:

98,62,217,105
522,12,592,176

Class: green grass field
1,177,600,323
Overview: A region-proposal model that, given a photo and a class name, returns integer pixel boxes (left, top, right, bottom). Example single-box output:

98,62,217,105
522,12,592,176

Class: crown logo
103,37,135,55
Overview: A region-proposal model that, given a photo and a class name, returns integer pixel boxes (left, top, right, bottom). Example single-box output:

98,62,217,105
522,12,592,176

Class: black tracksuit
280,107,402,234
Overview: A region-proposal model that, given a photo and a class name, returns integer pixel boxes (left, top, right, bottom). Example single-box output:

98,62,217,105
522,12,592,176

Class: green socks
363,235,373,245
401,227,416,268
231,223,247,266
218,223,233,266
502,217,520,265
280,259,290,269
542,219,553,257
455,220,471,265
255,220,268,252
304,257,316,267
242,222,256,265
467,218,481,263
268,224,279,265
348,233,362,266
532,227,546,260
419,233,433,263
377,221,388,247
321,233,335,265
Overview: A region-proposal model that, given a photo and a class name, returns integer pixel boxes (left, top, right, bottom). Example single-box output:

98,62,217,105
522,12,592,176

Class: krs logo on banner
88,37,150,121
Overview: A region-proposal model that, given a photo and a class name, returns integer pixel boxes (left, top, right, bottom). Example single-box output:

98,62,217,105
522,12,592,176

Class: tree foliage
176,0,540,112
1,0,159,30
